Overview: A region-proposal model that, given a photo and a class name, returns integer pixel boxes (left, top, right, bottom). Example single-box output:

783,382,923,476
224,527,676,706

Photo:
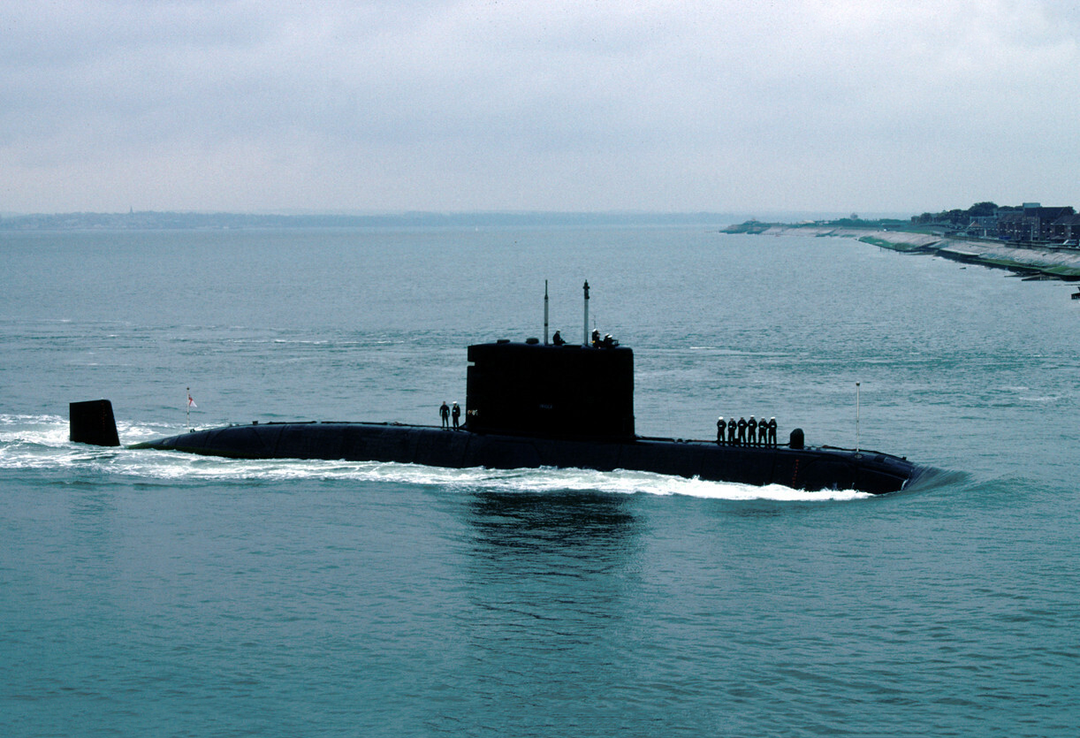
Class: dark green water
2,226,1078,736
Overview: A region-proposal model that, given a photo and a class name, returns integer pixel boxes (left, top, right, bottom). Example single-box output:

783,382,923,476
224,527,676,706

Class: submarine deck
131,420,922,495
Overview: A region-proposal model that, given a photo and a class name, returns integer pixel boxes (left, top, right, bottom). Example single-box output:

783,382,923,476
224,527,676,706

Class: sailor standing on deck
727,417,737,445
451,402,461,429
440,401,450,429
717,417,725,444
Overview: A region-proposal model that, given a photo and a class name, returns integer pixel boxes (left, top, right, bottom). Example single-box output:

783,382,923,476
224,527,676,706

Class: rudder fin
70,399,121,446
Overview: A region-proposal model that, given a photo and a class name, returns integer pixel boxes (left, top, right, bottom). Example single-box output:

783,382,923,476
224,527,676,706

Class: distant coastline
723,220,1080,281
0,210,732,231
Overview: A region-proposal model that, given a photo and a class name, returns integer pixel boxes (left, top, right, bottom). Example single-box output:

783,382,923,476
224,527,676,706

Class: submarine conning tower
465,280,634,441
465,340,634,441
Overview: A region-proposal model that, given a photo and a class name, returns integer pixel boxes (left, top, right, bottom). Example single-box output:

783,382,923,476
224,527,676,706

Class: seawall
731,225,1080,280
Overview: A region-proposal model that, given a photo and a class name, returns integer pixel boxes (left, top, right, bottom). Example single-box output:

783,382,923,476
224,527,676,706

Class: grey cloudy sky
3,0,1079,214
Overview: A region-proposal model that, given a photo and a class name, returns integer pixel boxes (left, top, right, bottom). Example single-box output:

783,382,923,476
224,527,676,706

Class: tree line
911,202,1009,226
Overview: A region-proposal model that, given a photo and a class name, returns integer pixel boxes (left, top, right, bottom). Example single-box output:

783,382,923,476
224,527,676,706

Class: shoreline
725,224,1080,280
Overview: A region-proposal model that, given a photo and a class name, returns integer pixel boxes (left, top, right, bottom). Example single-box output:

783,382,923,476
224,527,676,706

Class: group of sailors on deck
717,416,777,447
440,401,461,429
550,329,619,349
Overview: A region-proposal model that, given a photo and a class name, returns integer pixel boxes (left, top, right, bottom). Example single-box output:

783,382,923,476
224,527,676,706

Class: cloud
2,0,1079,212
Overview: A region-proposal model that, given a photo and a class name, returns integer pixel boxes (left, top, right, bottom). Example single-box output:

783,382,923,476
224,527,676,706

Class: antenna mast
544,280,549,345
582,280,590,346
855,382,861,452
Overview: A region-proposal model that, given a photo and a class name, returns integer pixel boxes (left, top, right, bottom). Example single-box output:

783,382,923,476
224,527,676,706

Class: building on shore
995,204,1075,243
1049,213,1080,243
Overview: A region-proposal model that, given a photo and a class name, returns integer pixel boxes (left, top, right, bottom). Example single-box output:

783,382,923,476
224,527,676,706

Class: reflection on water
467,489,641,562
462,491,644,652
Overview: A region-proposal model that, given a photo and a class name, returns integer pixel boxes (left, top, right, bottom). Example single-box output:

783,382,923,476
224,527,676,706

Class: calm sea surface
2,225,1079,736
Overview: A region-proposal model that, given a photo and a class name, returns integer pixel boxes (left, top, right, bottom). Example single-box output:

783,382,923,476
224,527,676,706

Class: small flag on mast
185,387,197,432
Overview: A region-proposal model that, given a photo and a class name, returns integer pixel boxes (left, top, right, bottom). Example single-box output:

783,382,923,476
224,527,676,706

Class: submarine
70,282,929,495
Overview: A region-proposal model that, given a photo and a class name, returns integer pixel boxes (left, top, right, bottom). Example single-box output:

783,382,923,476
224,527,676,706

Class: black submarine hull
130,421,924,494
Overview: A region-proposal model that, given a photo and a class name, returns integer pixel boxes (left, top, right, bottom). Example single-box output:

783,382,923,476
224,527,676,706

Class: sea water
2,224,1079,736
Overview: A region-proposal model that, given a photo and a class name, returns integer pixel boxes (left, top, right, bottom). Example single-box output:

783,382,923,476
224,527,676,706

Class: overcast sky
3,1,1079,215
